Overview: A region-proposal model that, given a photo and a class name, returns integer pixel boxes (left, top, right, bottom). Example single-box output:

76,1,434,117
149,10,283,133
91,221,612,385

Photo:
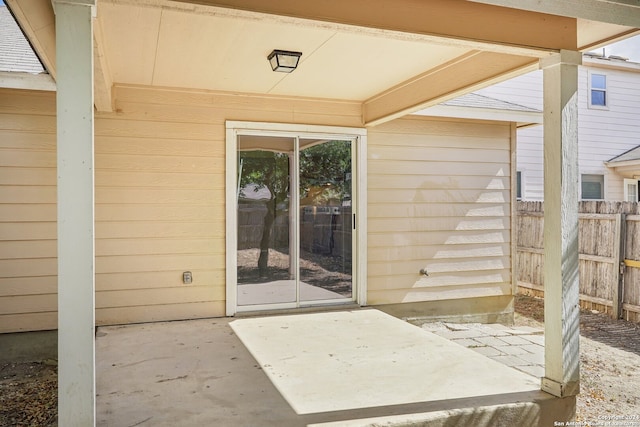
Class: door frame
225,121,367,316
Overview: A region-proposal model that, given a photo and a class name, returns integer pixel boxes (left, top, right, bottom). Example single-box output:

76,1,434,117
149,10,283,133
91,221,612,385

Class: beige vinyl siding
0,89,57,333
367,116,513,305
0,85,361,332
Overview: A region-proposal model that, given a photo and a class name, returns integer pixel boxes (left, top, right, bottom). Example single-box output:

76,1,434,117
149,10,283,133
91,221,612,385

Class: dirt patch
0,361,57,426
515,294,640,423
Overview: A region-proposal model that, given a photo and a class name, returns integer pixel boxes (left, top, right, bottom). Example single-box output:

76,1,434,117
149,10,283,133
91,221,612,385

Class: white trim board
0,71,56,91
413,104,542,127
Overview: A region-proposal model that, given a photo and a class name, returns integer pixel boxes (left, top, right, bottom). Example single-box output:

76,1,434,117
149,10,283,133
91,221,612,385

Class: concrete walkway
420,322,545,379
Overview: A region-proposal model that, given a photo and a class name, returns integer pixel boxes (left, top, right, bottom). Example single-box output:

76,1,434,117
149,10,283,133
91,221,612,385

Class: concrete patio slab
230,310,538,414
96,309,574,426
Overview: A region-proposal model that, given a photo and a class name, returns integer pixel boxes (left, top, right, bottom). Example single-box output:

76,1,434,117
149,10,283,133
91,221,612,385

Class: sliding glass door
236,134,354,310
298,139,353,303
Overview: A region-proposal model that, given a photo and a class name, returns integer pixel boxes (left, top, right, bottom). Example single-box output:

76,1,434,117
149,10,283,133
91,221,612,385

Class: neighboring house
470,53,640,202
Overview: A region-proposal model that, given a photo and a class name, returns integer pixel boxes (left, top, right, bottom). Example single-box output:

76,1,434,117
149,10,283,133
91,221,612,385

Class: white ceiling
98,1,471,101
7,0,639,121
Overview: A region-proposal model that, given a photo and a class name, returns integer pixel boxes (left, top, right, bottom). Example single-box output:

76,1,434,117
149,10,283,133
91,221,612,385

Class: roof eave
0,70,56,91
412,104,543,126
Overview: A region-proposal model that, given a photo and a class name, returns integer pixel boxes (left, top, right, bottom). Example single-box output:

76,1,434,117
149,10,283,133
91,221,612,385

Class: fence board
517,201,639,321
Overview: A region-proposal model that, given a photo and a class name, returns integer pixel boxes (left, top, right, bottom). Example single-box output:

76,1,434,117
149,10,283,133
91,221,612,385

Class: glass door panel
236,135,296,306
299,139,353,302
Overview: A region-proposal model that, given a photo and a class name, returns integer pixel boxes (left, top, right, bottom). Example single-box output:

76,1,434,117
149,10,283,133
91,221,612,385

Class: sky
602,36,640,62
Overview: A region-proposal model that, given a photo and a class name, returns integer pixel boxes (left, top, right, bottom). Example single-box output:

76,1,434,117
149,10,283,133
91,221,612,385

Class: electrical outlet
183,271,192,284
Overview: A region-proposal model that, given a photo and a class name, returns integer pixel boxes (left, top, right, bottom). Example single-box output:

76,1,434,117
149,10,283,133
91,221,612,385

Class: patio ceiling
6,0,640,125
98,2,474,101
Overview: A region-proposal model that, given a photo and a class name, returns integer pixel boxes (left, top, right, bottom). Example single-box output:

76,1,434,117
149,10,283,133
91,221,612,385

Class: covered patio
96,308,569,426
4,0,640,425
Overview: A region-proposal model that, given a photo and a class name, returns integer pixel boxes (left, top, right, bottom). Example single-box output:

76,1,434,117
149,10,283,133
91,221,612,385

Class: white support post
54,0,96,425
540,50,582,398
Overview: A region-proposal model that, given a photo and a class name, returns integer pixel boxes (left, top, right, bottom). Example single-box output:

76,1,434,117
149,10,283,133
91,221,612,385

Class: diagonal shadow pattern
579,311,640,357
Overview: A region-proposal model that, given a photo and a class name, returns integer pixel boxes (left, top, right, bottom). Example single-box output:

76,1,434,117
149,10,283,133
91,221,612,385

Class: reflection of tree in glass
238,141,351,276
238,151,290,276
299,141,351,206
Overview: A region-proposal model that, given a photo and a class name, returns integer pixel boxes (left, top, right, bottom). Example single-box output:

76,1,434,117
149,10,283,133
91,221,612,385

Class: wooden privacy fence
517,201,640,322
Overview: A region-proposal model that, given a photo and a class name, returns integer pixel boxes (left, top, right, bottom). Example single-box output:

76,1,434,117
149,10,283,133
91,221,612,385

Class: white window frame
581,173,605,200
225,121,368,316
624,178,639,203
588,71,608,110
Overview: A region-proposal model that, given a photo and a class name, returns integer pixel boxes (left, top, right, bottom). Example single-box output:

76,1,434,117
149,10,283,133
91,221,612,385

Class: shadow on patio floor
96,309,573,427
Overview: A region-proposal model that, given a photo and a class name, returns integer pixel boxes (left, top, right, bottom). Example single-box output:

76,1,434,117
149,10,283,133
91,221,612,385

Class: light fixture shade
268,49,302,73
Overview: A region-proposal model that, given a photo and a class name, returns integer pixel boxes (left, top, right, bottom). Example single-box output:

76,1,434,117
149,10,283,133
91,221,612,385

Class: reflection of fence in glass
238,202,352,261
300,206,351,258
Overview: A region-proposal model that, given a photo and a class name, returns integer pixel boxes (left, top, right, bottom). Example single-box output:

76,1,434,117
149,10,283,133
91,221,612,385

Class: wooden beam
468,0,640,28
170,0,577,51
53,0,96,425
601,0,640,7
541,49,582,399
363,51,538,126
93,13,114,112
6,0,57,79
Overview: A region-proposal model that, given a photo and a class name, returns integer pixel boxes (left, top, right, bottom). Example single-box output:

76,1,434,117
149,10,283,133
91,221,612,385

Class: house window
589,73,607,108
624,178,639,203
581,174,604,200
516,171,522,200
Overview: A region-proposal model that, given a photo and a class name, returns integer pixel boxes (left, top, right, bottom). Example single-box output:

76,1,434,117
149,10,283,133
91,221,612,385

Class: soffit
98,1,471,101
8,0,640,124
577,19,639,50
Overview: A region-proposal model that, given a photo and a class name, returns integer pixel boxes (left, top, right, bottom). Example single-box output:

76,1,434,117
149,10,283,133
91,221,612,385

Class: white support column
540,50,581,398
54,0,96,425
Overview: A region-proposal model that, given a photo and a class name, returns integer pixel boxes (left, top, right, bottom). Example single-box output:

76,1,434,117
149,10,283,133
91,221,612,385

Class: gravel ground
0,360,57,426
515,294,640,424
1,295,638,426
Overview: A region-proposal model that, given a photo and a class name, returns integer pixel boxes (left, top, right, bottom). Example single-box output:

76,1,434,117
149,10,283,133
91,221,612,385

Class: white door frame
225,121,367,316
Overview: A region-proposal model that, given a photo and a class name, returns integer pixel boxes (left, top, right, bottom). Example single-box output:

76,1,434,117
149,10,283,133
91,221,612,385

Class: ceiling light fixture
268,49,302,73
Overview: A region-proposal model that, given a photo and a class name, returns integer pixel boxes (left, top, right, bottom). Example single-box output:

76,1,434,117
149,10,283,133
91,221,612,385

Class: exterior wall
0,89,57,333
366,116,514,306
475,70,543,111
477,71,545,201
480,60,640,201
0,86,361,333
517,126,544,200
0,87,515,332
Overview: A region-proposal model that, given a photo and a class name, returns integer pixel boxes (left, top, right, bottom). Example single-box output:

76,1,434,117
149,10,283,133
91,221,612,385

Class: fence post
614,213,626,319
